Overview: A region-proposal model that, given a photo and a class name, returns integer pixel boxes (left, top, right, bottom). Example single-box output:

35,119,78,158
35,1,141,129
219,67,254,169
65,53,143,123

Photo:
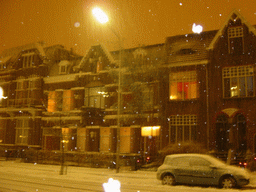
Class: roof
208,9,256,50
75,44,115,70
0,41,46,58
165,30,217,65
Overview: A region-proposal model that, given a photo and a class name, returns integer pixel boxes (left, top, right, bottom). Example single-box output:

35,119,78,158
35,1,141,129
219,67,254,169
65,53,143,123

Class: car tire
162,174,176,185
220,176,236,189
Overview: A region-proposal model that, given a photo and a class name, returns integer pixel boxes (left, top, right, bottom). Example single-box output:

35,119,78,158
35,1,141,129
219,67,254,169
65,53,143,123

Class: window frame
228,26,244,55
22,52,35,68
222,65,254,98
169,71,198,100
84,87,106,109
168,115,197,143
15,119,30,145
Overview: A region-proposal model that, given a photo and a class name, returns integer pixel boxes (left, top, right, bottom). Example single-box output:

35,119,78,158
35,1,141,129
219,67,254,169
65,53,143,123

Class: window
228,26,244,54
169,157,190,167
142,86,154,107
169,71,198,100
22,52,35,68
59,65,67,74
189,157,210,167
16,119,29,144
223,65,254,98
59,60,70,74
84,87,106,108
169,115,197,143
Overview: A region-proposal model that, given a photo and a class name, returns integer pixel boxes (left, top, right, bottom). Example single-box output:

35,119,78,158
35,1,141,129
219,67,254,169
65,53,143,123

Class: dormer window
22,52,36,68
58,60,70,74
228,26,244,55
60,65,67,74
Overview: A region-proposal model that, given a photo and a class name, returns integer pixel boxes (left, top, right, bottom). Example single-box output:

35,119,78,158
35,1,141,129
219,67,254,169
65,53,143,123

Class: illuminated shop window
169,71,198,100
168,115,197,143
223,65,254,98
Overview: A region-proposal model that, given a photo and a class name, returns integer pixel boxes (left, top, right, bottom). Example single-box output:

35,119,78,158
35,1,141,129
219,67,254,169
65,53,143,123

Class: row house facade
0,10,256,162
160,10,256,158
0,42,76,151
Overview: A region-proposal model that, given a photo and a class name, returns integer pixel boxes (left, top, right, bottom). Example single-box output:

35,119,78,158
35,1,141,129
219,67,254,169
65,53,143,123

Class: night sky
0,0,255,56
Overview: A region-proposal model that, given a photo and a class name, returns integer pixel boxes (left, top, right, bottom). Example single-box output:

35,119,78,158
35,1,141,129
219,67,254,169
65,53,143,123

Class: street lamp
92,7,122,173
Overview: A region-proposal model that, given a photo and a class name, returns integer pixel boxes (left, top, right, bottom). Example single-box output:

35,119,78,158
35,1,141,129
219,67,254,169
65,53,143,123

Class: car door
171,157,193,184
189,157,217,185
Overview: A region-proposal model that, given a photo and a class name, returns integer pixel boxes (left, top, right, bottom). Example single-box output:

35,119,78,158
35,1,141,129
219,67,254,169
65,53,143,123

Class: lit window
15,119,29,144
169,115,197,143
169,71,198,100
84,87,105,109
228,26,244,54
223,65,254,98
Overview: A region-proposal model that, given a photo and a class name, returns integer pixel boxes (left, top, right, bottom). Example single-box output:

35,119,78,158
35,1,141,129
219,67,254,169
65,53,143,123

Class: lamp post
92,7,122,173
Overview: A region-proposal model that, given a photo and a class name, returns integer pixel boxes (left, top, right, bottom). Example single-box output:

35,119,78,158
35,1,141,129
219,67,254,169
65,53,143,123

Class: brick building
0,10,256,164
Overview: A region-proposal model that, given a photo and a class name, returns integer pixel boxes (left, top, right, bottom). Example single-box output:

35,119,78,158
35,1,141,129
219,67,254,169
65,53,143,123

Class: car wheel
220,176,236,188
162,174,175,185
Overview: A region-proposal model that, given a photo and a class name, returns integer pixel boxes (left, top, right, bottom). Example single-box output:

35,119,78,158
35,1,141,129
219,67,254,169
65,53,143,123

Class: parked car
157,154,250,188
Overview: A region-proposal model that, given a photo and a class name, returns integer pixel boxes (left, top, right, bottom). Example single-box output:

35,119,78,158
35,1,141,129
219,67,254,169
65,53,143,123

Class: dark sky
0,0,255,56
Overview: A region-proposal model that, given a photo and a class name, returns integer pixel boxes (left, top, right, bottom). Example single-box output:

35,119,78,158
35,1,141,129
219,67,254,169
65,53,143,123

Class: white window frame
168,115,197,143
223,65,254,98
228,26,244,54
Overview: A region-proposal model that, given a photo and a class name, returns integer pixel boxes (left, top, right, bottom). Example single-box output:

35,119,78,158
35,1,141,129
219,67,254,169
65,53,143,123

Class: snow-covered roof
44,73,78,84
75,44,115,70
0,56,12,64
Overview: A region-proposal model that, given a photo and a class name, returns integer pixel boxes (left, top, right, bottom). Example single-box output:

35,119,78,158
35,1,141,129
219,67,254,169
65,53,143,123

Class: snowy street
0,160,256,192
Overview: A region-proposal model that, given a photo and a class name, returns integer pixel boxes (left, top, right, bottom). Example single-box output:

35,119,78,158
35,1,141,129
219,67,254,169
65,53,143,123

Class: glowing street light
92,7,122,173
92,7,109,24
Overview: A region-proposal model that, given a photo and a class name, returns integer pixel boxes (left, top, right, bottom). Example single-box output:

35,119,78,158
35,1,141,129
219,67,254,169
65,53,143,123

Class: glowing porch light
141,126,160,136
92,7,109,24
192,23,203,34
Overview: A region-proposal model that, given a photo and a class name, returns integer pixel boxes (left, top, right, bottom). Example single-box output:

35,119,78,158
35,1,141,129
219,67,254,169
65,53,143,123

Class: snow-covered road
0,160,256,192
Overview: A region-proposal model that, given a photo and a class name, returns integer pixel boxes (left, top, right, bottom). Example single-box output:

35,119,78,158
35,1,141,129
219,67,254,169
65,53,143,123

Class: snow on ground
0,160,256,192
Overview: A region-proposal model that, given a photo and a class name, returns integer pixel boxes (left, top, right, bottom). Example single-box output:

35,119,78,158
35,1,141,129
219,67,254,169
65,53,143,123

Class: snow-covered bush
158,142,207,159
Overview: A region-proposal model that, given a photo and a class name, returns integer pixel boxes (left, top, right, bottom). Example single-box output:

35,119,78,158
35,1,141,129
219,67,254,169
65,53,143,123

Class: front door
216,115,229,152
